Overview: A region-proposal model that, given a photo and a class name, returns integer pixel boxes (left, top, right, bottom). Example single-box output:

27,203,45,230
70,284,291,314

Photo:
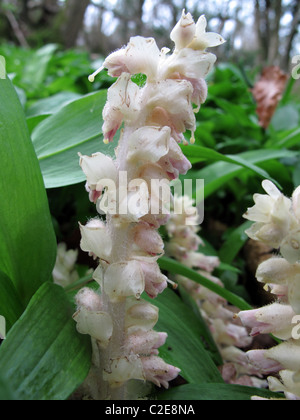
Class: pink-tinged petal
141,356,180,388
246,350,283,374
103,36,160,81
139,260,168,298
133,225,164,256
125,331,167,355
238,303,295,339
75,287,102,312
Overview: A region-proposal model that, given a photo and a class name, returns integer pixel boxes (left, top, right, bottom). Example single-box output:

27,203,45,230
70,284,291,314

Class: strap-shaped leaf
157,383,284,400
31,91,115,188
0,282,91,400
0,78,56,306
144,287,223,384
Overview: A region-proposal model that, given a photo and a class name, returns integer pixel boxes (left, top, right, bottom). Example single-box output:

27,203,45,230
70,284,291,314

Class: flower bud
133,225,164,256
75,287,102,311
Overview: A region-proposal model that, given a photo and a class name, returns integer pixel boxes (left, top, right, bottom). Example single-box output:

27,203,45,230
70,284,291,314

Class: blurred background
0,0,299,70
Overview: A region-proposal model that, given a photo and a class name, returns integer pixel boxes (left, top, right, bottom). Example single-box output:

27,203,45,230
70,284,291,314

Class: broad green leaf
178,285,223,366
26,91,82,118
0,374,16,401
31,90,115,188
22,44,58,88
189,149,297,199
158,257,252,311
157,383,284,400
144,287,223,384
0,282,91,400
181,144,279,187
0,78,57,306
0,271,23,332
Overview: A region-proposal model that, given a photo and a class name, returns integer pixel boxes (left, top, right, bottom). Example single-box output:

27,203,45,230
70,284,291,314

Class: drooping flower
74,10,223,399
238,181,300,399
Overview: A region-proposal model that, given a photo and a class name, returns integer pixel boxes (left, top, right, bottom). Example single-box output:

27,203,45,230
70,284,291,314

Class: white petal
170,10,196,50
280,230,300,264
79,220,112,261
79,152,117,189
104,260,145,302
262,180,282,199
127,126,170,164
73,307,113,348
288,273,300,313
266,340,300,372
125,298,159,333
103,356,145,387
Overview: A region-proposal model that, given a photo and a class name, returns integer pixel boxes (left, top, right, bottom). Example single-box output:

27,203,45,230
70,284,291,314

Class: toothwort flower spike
238,180,300,399
165,195,267,387
74,12,223,400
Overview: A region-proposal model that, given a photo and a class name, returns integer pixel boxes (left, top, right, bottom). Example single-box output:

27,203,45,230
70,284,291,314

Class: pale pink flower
133,224,164,256
125,298,159,333
237,303,295,339
139,260,168,298
125,331,167,355
246,350,283,374
102,73,141,143
103,36,160,81
244,180,295,249
140,356,181,388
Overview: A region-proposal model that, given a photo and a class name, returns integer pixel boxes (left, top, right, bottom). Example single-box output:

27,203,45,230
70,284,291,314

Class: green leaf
277,127,300,148
26,91,82,118
0,282,91,400
157,383,284,400
178,285,223,366
22,44,58,88
219,220,253,264
0,374,16,400
181,144,279,187
31,91,115,188
0,271,23,331
144,287,223,384
271,104,299,132
0,78,57,306
190,149,297,199
158,257,251,311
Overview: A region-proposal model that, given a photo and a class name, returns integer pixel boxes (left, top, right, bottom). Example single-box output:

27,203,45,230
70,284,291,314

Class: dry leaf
252,66,288,129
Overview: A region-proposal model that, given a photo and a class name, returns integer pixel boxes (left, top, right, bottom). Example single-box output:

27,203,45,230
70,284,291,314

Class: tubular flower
73,12,223,400
52,243,79,287
237,181,300,399
165,195,264,387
